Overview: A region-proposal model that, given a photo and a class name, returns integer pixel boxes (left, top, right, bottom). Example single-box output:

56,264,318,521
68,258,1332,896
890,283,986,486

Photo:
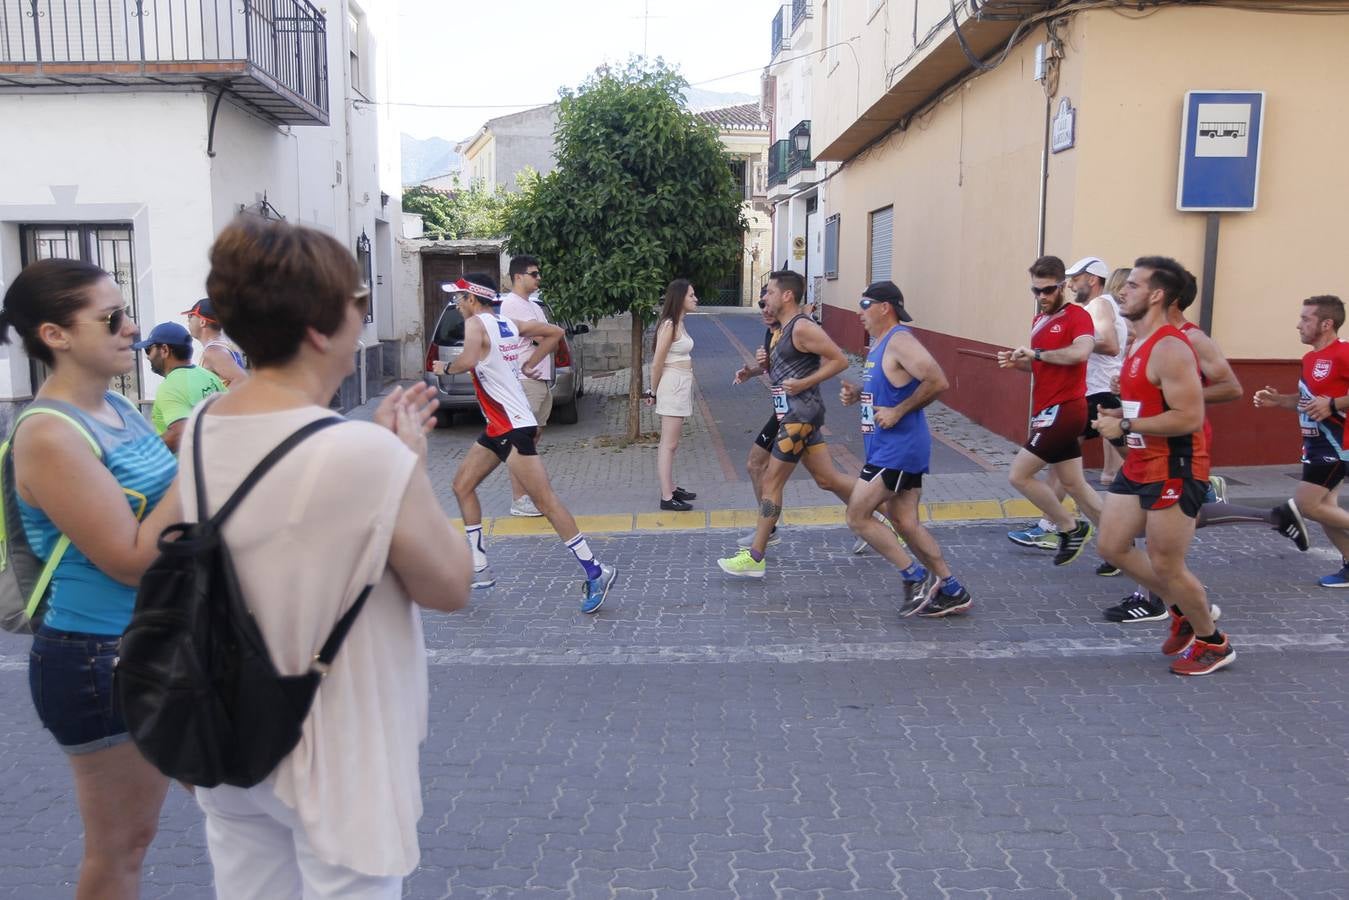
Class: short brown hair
769,270,805,305
206,217,364,367
1304,295,1345,331
1028,255,1066,281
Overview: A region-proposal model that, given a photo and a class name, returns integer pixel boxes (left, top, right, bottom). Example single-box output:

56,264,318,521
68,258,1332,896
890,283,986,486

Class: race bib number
1120,400,1144,449
772,385,788,421
1031,405,1059,429
860,392,875,434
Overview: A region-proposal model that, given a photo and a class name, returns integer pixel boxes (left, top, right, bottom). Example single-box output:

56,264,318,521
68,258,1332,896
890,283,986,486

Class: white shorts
655,367,694,418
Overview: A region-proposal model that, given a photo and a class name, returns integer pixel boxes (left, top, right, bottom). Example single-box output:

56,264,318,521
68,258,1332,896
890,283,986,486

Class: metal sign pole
1200,212,1220,335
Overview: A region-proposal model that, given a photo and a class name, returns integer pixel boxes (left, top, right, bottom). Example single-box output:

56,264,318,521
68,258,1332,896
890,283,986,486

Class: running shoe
1271,499,1310,551
1318,561,1349,587
582,564,617,613
511,496,544,517
718,548,766,579
472,566,496,589
1170,636,1235,676
1208,474,1228,504
919,584,972,617
1103,591,1167,623
898,570,939,618
1007,524,1058,550
673,486,697,501
1053,520,1094,567
1095,561,1121,577
660,498,693,511
737,528,781,548
1161,603,1222,656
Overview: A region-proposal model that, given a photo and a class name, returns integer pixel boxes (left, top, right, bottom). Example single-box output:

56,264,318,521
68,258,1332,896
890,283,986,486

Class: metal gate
19,224,142,401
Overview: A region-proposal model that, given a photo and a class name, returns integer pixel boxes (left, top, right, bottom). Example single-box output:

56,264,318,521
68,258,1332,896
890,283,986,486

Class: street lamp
792,130,810,154
356,230,373,323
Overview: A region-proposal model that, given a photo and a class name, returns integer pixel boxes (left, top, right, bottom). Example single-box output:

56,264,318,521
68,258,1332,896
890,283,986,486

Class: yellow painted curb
709,509,760,529
1000,498,1042,519
634,510,709,531
489,516,557,536
927,500,1004,522
782,505,846,526
574,514,637,534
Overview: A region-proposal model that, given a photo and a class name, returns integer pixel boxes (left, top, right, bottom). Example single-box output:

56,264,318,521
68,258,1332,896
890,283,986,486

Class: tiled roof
695,102,769,132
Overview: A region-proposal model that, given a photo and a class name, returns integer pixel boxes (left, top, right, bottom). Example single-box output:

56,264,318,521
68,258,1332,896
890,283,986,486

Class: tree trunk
627,313,644,442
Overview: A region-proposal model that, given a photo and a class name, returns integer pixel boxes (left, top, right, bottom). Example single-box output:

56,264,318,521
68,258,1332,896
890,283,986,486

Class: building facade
695,102,772,306
0,0,411,416
457,104,559,193
773,0,1349,465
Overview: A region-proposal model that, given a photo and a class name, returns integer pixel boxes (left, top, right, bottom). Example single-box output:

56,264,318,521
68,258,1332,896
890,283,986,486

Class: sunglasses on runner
72,304,132,334
1030,284,1062,297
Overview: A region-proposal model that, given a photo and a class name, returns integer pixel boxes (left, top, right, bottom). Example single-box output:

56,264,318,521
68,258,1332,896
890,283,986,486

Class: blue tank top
16,393,177,635
861,326,931,472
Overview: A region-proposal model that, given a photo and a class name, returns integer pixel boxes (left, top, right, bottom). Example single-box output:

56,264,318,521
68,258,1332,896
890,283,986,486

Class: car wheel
550,399,579,425
434,409,455,429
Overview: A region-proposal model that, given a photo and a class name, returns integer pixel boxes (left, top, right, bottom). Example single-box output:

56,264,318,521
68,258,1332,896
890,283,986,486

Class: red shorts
1023,399,1087,464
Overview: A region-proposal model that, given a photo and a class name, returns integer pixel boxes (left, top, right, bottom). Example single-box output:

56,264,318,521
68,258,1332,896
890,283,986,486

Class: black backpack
115,406,372,788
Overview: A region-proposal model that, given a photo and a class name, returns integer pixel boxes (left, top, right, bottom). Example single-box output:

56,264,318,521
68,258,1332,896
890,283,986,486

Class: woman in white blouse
188,216,471,898
645,279,700,510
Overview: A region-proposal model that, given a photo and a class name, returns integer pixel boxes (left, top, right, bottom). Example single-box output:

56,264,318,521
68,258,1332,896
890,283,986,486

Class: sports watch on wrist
1033,348,1043,361
1120,418,1133,435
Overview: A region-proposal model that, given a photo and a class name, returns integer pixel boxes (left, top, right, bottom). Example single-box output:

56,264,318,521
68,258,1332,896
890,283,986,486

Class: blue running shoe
1007,524,1058,550
1318,561,1349,588
583,564,617,613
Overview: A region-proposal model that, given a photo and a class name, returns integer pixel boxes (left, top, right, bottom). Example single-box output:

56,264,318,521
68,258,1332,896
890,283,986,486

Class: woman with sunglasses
1,259,183,899
645,278,699,510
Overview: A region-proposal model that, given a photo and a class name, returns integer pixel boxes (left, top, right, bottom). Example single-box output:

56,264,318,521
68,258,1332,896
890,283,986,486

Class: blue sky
395,0,785,141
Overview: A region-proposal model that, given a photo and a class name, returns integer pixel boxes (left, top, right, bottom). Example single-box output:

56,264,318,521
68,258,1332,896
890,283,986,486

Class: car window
433,305,465,345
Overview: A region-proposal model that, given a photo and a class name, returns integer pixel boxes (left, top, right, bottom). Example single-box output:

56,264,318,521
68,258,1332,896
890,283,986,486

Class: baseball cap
441,274,499,301
861,281,913,322
1065,256,1110,279
132,321,193,350
181,297,219,323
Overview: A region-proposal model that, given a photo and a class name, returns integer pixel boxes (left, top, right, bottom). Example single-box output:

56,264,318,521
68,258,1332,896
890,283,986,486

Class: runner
1253,294,1349,587
718,270,849,577
1094,256,1232,676
432,273,617,613
839,282,971,617
1104,270,1308,623
997,255,1101,566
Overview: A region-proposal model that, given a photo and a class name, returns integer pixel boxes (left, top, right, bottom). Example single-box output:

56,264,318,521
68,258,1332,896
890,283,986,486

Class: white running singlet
471,312,538,437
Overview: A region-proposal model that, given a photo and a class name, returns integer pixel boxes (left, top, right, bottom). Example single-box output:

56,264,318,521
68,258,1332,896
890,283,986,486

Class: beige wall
820,6,1349,359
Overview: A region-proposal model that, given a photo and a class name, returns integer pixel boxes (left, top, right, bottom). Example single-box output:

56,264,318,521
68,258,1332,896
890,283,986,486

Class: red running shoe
1170,636,1236,676
1160,603,1221,656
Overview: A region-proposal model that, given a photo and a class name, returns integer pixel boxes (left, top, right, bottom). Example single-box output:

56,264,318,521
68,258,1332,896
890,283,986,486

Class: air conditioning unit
970,0,1057,21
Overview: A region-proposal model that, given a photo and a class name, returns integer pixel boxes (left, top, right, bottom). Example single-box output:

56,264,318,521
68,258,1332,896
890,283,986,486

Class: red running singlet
1118,324,1210,484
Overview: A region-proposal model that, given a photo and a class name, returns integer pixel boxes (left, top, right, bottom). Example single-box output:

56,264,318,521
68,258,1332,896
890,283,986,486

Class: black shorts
753,413,779,451
1023,399,1088,464
1082,391,1122,440
770,417,826,463
1108,472,1207,518
1302,459,1347,491
477,426,539,463
859,464,923,493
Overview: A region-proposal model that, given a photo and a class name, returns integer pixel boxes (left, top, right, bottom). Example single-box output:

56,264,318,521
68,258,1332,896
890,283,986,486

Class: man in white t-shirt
498,255,552,517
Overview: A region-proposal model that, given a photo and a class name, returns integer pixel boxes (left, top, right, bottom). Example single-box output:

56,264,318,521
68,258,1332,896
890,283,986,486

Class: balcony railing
792,0,811,32
0,0,329,125
786,120,811,176
770,5,789,59
767,139,790,188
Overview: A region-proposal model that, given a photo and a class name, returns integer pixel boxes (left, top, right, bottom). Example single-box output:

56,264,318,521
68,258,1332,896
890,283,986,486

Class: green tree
402,182,518,240
402,184,456,238
506,59,746,440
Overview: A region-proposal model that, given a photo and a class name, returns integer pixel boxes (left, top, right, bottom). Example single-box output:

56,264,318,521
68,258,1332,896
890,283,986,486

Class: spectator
644,278,699,510
498,255,551,517
190,215,471,897
183,297,248,386
1,259,182,899
134,321,225,453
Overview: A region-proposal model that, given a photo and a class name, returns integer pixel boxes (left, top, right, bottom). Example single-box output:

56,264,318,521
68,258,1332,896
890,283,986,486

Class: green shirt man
134,321,227,453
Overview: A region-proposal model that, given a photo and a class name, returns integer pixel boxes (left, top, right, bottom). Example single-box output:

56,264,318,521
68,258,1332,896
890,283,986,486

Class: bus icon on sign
1199,121,1247,139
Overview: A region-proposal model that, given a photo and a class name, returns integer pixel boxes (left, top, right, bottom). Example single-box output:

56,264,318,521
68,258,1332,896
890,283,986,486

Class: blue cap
132,321,193,350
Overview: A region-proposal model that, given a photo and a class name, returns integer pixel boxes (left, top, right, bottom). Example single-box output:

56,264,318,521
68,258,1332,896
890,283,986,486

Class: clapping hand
374,384,439,457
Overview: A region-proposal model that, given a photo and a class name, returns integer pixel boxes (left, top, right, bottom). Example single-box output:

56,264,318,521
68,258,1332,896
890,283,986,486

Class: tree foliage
402,183,517,240
505,59,747,438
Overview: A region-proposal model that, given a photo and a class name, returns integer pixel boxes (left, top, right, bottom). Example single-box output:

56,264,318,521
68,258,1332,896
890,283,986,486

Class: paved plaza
1,309,1346,898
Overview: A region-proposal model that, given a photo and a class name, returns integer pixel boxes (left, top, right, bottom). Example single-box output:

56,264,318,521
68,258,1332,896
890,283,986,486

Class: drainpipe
355,340,368,405
1035,92,1051,258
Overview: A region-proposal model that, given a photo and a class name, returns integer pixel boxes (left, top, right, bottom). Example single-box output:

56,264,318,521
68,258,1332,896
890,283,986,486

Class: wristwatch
1120,418,1133,435
1033,348,1043,361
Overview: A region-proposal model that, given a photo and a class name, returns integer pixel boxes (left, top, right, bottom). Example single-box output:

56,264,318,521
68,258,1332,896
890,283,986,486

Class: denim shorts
28,626,130,755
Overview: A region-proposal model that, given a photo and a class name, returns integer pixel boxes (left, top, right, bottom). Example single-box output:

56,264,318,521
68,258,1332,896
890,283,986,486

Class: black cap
861,281,912,321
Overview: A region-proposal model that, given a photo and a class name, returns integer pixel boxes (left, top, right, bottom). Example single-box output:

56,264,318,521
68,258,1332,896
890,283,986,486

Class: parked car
424,291,588,426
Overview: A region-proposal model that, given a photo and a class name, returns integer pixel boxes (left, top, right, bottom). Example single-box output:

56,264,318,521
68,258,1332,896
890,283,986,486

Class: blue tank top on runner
16,393,177,635
861,325,931,472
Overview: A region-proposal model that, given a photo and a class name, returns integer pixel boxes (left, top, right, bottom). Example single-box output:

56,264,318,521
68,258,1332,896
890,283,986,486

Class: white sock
1039,518,1056,533
465,525,487,571
565,533,602,581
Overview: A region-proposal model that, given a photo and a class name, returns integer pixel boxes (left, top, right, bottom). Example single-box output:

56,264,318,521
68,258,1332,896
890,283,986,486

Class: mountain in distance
402,133,463,187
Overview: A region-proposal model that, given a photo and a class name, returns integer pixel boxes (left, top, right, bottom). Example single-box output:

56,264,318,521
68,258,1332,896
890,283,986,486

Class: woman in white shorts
645,279,699,510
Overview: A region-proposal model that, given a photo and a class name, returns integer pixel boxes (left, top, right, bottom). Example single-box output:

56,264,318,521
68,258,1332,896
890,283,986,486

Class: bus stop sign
1176,90,1265,212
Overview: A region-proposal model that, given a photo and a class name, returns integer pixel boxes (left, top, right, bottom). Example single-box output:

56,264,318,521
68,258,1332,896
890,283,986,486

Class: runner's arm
13,416,182,585
884,332,949,422
1187,330,1242,404
513,318,563,376
203,345,248,387
1252,386,1300,411
1133,337,1206,436
437,316,489,375
1086,297,1120,356
1018,334,1094,366
783,320,848,393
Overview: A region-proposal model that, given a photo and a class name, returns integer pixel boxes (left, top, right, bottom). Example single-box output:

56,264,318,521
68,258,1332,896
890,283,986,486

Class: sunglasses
1030,284,1062,297
858,298,890,310
72,304,132,334
525,270,541,278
